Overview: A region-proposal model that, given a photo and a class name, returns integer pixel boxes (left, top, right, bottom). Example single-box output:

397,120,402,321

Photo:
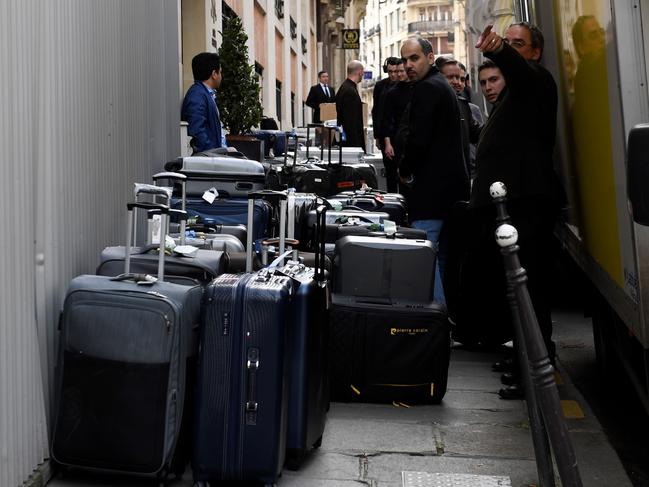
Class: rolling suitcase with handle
193,191,294,486
52,202,202,480
96,182,227,286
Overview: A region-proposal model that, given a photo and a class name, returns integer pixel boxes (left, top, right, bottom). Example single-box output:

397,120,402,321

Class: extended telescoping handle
246,190,289,273
125,202,169,281
316,124,343,166
314,203,327,283
284,131,300,168
153,172,187,244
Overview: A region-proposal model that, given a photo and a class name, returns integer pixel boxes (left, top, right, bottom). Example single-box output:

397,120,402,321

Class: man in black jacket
399,37,469,304
336,60,366,150
436,57,482,179
372,57,401,151
306,70,336,123
473,23,564,399
381,60,410,192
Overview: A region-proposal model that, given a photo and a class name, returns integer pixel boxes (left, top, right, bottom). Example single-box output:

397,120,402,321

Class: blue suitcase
51,203,202,479
193,271,293,485
177,196,272,241
192,191,294,485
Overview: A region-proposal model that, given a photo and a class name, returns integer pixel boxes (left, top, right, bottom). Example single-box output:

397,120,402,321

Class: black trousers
446,197,558,359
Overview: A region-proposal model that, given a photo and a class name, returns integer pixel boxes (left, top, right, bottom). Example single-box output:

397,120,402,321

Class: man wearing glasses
468,23,565,399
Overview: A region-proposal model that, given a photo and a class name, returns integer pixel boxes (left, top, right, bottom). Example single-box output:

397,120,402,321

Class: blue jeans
411,219,446,304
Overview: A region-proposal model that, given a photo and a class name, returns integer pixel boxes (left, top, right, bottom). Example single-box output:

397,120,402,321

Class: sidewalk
47,343,632,487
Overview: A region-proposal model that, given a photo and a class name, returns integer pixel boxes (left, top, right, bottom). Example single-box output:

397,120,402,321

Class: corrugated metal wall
0,1,180,485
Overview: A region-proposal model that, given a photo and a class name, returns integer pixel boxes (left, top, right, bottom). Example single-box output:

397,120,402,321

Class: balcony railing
408,20,454,33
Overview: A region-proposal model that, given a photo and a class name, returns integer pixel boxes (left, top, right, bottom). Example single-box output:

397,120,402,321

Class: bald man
335,60,366,150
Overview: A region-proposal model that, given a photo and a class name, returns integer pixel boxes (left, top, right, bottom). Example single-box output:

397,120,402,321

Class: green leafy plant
217,16,263,135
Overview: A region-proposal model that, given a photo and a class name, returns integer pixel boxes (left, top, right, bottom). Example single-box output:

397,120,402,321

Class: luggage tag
202,187,219,204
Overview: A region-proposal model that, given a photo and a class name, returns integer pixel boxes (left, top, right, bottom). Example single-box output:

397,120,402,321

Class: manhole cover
402,471,512,487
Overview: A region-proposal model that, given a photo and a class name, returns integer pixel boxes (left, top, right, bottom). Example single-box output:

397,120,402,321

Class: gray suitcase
165,155,266,197
333,235,436,305
52,203,203,479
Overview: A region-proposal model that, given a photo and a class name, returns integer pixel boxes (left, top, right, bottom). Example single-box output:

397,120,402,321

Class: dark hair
317,70,328,78
385,56,401,66
434,56,458,70
192,52,221,81
477,59,499,74
509,21,544,59
395,58,404,65
458,62,466,72
407,36,433,56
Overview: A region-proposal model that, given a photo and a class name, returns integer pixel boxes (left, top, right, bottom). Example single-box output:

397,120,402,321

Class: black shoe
498,383,525,400
492,357,514,373
500,372,519,386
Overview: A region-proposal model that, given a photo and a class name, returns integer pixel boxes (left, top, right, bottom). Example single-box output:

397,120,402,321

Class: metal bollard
490,182,582,487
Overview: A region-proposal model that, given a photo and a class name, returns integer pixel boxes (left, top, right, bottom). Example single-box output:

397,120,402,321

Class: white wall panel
1,1,180,485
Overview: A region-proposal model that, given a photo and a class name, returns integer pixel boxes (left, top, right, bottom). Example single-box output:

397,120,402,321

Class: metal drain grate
402,471,512,487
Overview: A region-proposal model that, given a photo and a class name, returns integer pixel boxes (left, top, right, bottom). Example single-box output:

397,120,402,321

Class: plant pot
225,134,264,162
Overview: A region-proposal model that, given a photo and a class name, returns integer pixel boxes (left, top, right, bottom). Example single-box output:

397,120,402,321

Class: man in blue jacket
182,52,225,153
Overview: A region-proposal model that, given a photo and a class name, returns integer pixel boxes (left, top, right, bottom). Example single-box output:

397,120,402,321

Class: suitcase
276,201,330,470
329,297,450,404
300,125,378,194
332,235,436,305
335,187,407,205
336,225,426,241
250,129,287,157
327,195,407,225
305,209,391,244
51,203,203,478
97,183,227,285
178,196,272,241
165,155,266,197
193,191,295,485
265,133,331,196
152,172,246,254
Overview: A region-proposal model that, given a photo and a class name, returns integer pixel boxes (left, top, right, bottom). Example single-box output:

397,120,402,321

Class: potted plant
218,16,264,161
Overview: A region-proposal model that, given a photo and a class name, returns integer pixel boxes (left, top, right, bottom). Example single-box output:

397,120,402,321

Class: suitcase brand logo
390,327,428,336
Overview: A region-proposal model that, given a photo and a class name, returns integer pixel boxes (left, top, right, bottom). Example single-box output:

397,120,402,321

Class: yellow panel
554,0,622,286
561,400,585,419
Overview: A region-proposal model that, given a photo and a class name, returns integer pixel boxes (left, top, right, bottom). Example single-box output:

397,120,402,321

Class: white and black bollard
490,182,582,487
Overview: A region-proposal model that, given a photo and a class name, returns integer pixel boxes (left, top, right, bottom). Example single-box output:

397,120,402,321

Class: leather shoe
498,384,525,400
500,372,519,386
492,357,514,373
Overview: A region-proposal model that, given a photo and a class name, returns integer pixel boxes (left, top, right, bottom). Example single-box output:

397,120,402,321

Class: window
255,63,264,103
396,8,400,31
419,8,425,21
290,17,297,39
301,35,307,54
275,0,284,19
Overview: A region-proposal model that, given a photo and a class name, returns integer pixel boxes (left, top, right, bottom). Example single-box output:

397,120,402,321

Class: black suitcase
52,203,202,479
304,124,378,194
192,191,294,485
336,225,426,241
265,132,331,195
329,297,450,404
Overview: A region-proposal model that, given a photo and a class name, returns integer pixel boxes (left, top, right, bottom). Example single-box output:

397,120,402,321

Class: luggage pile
49,141,451,486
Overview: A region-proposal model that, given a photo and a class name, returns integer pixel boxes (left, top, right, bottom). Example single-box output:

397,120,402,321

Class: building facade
180,0,370,130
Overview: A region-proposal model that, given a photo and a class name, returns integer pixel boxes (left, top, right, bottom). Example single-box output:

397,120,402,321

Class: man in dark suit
181,52,225,153
472,23,564,399
335,60,366,150
399,37,470,304
306,70,336,123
